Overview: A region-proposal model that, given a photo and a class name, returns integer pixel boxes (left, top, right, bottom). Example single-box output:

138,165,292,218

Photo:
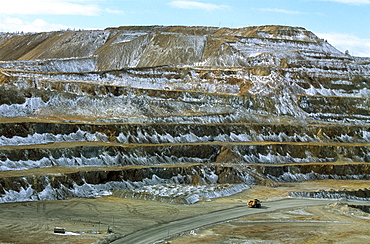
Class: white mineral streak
0,97,47,117
0,130,109,146
268,172,368,182
0,149,213,170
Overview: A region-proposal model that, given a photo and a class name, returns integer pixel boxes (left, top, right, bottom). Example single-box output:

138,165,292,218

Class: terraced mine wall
349,204,370,213
251,163,370,182
0,165,253,204
0,25,369,203
290,188,370,201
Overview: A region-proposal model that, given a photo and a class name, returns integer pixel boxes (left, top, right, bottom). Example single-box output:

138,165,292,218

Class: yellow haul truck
247,199,261,208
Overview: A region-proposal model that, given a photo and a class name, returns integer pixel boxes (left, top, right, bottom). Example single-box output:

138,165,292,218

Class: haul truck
247,199,261,208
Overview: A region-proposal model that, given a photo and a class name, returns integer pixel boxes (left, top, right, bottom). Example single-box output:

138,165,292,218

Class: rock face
0,25,369,203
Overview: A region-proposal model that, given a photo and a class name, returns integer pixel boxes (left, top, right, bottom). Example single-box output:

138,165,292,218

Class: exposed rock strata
0,165,253,204
290,188,370,201
0,25,369,203
349,204,370,213
251,163,370,181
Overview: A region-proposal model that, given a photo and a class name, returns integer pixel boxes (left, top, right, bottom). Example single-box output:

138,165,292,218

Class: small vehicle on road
248,199,261,208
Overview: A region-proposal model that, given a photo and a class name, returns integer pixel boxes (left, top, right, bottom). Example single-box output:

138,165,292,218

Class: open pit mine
0,25,369,242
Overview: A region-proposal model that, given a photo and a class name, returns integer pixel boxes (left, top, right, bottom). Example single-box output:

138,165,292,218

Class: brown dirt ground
163,205,370,244
0,180,368,244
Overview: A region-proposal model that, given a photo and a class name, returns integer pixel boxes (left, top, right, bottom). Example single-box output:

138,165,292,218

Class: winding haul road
112,198,366,244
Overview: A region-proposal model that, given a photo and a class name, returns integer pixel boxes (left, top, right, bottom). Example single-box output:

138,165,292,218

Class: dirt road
113,198,356,244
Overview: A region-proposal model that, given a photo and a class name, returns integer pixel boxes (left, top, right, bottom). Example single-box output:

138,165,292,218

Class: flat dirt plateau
0,180,369,244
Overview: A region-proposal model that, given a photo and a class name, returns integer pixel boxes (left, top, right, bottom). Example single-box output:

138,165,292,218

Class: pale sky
0,0,369,57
